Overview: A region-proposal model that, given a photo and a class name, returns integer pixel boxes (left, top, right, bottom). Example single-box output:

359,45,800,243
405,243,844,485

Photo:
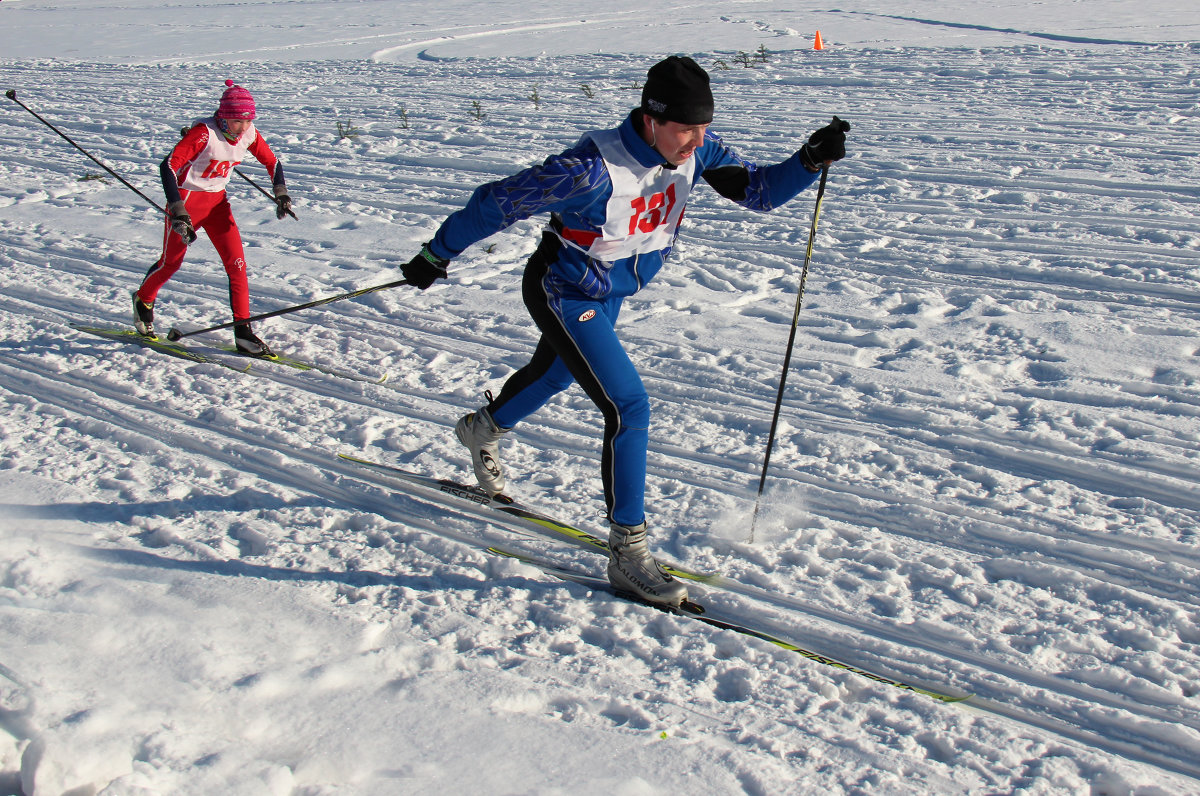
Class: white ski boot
455,406,508,496
607,521,688,607
132,293,155,337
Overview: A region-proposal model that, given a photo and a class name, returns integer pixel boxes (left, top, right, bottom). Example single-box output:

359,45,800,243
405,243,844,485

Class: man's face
646,117,708,165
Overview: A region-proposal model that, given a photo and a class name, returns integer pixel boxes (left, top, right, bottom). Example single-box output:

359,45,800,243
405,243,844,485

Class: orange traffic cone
814,30,825,50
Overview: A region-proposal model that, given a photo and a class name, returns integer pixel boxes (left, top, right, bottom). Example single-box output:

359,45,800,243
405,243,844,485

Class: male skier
402,56,848,605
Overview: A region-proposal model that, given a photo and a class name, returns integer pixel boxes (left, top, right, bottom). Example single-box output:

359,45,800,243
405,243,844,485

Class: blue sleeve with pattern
430,144,609,260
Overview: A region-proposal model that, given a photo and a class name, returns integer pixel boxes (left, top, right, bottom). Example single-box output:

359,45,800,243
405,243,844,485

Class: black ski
338,452,973,704
485,546,970,703
72,324,386,383
337,452,721,585
72,324,252,372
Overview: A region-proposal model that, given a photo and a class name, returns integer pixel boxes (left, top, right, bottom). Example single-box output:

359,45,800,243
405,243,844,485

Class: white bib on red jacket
178,118,258,193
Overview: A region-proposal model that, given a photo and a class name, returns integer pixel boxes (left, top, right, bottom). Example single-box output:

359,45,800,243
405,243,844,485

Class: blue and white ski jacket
429,110,819,301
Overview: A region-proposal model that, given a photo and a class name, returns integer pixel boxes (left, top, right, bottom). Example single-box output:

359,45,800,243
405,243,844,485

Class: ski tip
166,327,183,341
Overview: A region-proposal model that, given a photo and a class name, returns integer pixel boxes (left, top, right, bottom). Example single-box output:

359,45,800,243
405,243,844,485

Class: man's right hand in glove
402,243,449,290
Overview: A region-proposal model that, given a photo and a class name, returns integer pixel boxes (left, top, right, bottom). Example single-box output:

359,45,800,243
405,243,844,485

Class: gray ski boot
606,521,688,607
455,406,508,496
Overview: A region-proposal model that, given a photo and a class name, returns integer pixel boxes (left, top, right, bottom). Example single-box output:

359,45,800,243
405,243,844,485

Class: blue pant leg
500,235,651,525
556,295,650,527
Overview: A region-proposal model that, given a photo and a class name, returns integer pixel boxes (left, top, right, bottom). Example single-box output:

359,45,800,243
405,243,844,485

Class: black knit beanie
641,56,714,125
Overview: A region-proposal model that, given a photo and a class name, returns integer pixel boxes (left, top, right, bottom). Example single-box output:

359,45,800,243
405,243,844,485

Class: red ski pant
137,189,251,320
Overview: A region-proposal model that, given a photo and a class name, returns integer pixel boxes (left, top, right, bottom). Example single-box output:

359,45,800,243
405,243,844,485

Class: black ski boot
234,322,275,358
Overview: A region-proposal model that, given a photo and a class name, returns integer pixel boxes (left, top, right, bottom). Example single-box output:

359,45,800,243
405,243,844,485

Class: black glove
274,190,293,220
167,200,196,243
402,244,449,290
800,116,851,172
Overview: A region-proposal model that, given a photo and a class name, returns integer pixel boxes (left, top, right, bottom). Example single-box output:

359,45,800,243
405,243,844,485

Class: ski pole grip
5,90,16,101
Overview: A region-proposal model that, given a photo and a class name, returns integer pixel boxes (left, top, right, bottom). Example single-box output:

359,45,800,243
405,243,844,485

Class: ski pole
753,167,826,510
6,89,168,216
751,117,848,537
235,167,297,219
166,277,412,341
179,126,297,219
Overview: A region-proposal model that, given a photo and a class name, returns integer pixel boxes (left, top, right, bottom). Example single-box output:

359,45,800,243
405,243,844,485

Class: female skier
132,79,292,357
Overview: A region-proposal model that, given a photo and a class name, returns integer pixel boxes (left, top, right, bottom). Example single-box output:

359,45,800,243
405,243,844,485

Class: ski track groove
9,213,1200,622
323,453,1200,783
8,350,1200,783
10,231,1200,611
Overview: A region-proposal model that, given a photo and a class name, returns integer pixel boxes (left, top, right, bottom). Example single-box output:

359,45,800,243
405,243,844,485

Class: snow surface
2,1,1200,793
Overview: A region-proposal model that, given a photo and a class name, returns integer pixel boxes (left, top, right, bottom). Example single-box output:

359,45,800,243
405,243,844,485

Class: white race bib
178,118,257,193
568,128,695,261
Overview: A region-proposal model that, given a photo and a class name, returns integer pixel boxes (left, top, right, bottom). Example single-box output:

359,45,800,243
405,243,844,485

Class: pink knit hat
217,79,256,120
